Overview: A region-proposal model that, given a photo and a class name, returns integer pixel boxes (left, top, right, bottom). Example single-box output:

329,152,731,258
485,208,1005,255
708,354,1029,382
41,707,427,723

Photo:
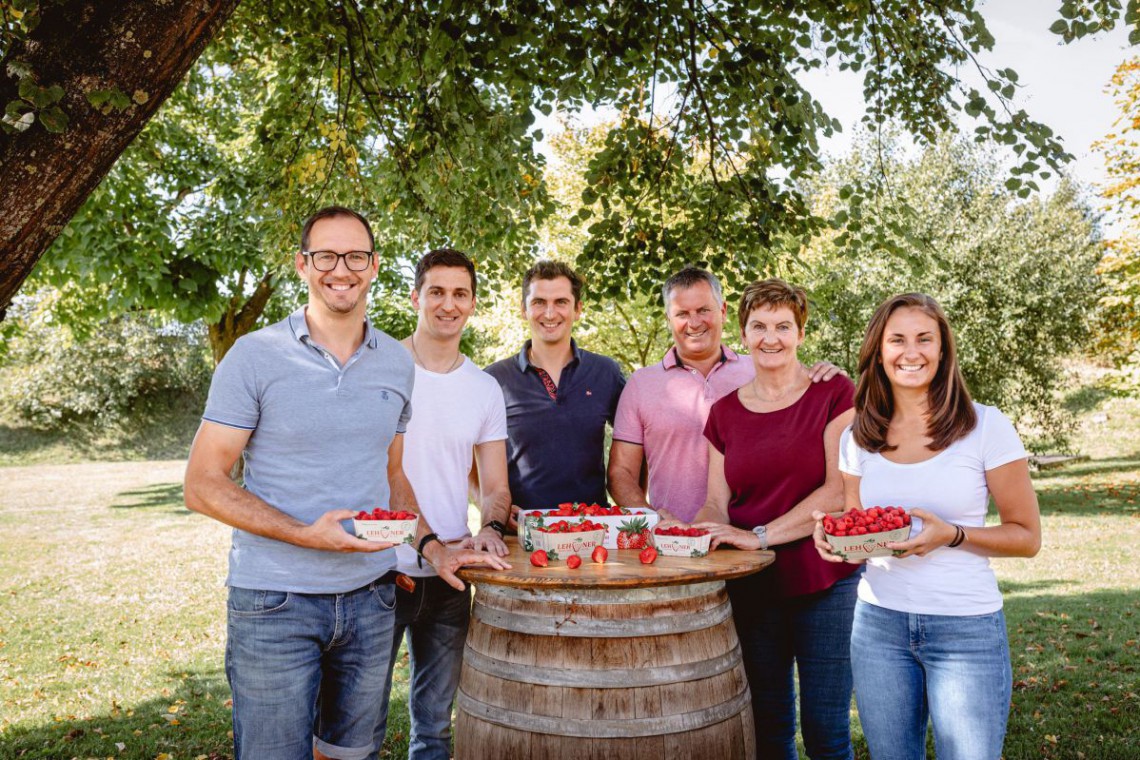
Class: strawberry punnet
822,506,911,537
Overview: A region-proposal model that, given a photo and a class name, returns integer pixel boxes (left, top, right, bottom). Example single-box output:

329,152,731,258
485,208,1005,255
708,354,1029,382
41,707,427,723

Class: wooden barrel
455,580,755,758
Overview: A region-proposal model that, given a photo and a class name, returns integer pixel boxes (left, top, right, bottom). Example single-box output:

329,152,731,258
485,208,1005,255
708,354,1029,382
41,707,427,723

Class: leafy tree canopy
6,0,1137,359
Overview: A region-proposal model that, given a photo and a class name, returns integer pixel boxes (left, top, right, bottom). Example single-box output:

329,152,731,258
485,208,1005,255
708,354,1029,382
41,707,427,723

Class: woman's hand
693,522,761,551
810,510,855,563
885,507,956,558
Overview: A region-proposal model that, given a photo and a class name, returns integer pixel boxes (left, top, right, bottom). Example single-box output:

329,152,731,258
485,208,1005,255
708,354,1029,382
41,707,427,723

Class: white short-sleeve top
839,403,1028,615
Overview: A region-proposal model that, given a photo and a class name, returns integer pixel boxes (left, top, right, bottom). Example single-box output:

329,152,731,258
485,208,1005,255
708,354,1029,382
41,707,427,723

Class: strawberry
639,546,658,564
566,555,582,569
591,545,608,564
616,516,651,549
530,550,549,568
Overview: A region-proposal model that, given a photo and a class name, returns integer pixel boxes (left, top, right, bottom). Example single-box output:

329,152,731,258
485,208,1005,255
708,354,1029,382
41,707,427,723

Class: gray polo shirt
202,307,414,593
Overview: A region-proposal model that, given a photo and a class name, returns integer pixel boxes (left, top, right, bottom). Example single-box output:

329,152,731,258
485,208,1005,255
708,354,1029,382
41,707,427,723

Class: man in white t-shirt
373,248,511,760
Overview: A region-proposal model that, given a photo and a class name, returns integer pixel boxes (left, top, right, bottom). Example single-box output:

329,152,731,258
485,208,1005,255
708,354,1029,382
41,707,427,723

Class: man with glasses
184,206,509,760
371,247,510,760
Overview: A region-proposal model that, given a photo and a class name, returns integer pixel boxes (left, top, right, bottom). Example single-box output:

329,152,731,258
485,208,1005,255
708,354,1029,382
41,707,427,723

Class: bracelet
948,524,966,548
483,520,506,537
417,532,442,569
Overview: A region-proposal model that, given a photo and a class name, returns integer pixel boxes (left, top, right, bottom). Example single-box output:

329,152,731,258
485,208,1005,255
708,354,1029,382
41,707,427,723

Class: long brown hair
852,293,976,452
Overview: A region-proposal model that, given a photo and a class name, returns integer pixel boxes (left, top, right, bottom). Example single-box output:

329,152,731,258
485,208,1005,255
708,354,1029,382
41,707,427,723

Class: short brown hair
521,260,584,307
414,248,477,294
737,278,809,334
852,293,976,453
300,206,375,252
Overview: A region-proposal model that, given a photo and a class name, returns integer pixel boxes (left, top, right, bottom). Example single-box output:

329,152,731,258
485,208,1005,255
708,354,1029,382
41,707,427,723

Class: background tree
797,134,1103,449
1094,54,1140,385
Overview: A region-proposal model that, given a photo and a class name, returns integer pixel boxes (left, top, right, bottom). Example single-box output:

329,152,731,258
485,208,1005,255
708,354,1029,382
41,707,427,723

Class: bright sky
803,0,1135,189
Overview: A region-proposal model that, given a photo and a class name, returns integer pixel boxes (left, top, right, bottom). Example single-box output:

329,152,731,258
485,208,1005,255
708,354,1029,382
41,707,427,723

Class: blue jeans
851,601,1012,760
374,576,471,760
727,569,861,760
225,579,397,760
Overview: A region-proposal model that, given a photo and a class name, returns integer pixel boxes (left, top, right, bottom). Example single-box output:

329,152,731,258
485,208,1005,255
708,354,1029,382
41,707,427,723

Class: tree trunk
0,0,242,322
207,271,276,365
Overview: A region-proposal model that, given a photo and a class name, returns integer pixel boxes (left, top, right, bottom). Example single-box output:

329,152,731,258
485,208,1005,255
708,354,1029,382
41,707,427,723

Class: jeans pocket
227,587,291,616
371,580,397,611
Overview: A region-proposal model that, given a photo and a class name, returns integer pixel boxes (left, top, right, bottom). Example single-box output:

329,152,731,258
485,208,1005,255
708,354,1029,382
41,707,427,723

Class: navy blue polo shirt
485,340,625,509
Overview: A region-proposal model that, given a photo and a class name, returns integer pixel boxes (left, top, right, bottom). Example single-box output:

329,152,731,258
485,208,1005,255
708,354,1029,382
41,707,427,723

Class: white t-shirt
396,357,508,576
838,402,1028,615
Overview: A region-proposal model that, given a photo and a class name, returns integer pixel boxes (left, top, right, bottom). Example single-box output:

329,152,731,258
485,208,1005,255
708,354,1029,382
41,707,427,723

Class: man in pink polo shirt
608,266,841,523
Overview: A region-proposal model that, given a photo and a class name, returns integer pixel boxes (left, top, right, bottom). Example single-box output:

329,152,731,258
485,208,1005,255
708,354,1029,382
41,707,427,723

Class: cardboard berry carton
529,519,607,560
823,506,912,561
353,508,419,545
518,503,660,550
652,526,712,558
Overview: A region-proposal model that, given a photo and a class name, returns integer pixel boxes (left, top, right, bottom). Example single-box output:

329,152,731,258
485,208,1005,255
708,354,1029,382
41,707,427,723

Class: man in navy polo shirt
485,260,625,510
184,206,508,760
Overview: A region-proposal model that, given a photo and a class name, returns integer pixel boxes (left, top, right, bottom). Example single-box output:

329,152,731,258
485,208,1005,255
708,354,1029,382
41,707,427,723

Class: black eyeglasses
303,250,375,272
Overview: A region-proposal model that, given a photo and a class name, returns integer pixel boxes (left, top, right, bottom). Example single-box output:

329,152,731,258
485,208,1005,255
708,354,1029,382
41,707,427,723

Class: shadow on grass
1,668,234,760
1061,383,1124,415
110,482,188,512
1000,587,1140,759
2,662,415,760
1031,457,1140,518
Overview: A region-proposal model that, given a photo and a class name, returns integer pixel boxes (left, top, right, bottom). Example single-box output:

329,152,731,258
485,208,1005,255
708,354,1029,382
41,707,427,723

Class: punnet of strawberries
355,509,416,521
823,506,910,537
654,526,709,537
534,519,607,534
525,502,648,518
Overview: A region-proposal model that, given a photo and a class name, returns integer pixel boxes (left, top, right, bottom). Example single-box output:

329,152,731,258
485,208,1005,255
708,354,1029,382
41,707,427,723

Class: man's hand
470,525,510,556
300,510,395,553
506,504,521,532
804,361,847,383
423,542,512,591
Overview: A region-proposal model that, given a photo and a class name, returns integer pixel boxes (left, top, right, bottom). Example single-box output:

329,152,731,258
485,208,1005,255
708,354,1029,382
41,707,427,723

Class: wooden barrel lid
457,537,774,589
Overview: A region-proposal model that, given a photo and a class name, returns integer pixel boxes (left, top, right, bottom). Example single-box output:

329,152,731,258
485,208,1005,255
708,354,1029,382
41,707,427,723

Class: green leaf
1049,20,1069,35
38,106,68,133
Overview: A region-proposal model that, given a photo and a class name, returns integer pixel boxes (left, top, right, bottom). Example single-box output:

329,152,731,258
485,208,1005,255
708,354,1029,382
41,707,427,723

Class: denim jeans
851,601,1012,760
373,576,471,760
727,568,861,760
225,579,397,760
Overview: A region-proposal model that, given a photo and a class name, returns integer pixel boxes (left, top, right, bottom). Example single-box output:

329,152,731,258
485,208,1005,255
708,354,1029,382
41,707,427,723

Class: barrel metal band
462,642,742,687
480,581,723,606
456,685,752,738
473,598,732,637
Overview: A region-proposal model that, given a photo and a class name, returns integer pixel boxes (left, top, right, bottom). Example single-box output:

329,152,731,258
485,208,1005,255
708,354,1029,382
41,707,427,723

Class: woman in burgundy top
694,278,859,760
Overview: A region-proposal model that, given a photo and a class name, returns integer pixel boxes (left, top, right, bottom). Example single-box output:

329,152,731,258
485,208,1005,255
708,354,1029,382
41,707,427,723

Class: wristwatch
483,520,507,537
751,524,769,550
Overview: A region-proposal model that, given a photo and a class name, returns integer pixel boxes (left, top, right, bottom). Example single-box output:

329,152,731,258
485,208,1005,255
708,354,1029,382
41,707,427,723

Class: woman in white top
813,293,1040,760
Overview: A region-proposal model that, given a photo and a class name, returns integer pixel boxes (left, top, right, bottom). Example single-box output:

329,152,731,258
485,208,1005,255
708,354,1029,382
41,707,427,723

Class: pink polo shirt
612,346,755,521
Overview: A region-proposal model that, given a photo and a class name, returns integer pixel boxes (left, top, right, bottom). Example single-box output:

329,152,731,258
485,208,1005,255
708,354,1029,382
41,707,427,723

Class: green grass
1,377,1138,759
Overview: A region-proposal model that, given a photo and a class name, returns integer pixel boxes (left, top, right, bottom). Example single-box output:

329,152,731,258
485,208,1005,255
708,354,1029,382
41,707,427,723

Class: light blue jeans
225,580,397,760
373,576,471,760
851,600,1012,760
